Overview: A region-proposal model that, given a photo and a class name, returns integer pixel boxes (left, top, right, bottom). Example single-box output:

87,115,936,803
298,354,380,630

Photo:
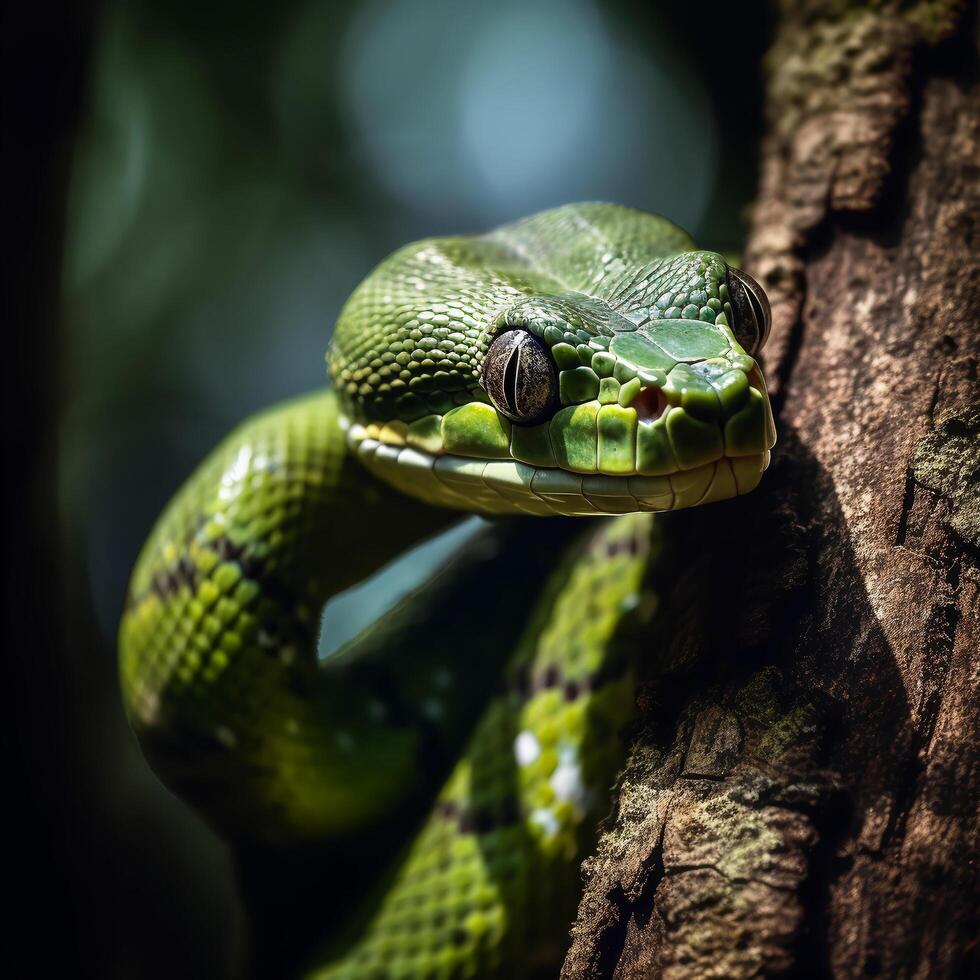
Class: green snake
120,203,775,977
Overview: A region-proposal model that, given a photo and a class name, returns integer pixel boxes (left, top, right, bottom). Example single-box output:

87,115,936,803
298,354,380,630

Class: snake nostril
631,386,667,423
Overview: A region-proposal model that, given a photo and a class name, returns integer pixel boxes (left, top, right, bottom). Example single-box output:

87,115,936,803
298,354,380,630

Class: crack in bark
665,862,801,894
894,465,918,548
793,789,854,980
594,821,667,980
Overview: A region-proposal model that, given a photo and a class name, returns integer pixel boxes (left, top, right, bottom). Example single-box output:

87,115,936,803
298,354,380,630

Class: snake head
332,204,776,516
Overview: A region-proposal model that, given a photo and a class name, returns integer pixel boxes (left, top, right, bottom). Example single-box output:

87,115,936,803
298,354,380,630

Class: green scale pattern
120,204,776,977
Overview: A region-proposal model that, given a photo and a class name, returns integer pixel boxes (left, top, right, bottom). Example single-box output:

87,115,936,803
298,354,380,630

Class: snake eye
482,330,557,425
726,267,772,354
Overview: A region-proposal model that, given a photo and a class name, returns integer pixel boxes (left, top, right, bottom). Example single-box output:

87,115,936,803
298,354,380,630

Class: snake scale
120,203,775,978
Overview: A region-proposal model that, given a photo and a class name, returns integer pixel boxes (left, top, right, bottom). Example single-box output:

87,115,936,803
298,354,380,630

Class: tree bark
562,3,979,978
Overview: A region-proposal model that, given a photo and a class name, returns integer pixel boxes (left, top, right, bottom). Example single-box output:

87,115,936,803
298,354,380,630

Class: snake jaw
344,391,773,517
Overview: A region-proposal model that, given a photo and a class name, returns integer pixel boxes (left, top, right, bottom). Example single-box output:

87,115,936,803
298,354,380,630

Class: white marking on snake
514,731,541,767
550,743,587,809
219,446,252,502
133,683,160,726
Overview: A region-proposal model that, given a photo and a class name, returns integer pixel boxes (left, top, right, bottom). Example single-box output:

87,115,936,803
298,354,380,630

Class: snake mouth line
343,417,770,517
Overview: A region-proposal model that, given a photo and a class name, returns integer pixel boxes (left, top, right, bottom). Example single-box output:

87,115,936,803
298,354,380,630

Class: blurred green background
54,0,769,975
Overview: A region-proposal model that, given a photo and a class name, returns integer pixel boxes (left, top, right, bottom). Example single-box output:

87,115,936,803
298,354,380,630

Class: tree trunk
561,3,979,978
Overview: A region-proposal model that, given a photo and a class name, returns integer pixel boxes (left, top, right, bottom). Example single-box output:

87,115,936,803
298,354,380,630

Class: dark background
6,2,771,975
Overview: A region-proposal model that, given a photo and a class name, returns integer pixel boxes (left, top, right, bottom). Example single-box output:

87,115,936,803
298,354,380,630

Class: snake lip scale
341,416,771,517
120,203,776,978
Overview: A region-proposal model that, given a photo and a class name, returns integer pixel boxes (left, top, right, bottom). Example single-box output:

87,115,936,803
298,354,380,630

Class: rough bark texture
561,3,979,978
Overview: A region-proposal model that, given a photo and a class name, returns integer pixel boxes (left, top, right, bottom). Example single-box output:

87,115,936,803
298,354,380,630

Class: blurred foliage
59,1,766,975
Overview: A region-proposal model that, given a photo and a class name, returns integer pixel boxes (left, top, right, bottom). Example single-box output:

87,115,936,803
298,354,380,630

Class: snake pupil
483,330,557,425
726,267,772,355
503,341,521,415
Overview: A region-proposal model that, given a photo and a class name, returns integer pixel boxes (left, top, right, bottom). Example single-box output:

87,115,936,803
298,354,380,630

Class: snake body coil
120,204,775,977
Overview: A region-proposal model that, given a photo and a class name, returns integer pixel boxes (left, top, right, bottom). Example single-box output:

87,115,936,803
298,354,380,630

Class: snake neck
120,391,461,843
